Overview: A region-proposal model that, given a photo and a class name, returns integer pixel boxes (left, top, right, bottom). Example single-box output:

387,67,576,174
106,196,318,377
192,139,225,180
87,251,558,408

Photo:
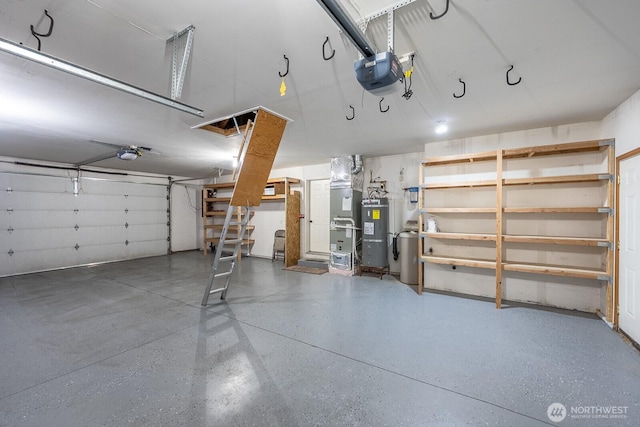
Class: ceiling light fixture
116,149,140,160
0,37,204,117
435,122,449,135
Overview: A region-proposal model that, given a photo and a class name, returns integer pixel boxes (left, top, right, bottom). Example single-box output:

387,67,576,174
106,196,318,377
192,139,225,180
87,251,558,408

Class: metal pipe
352,154,363,175
0,37,203,117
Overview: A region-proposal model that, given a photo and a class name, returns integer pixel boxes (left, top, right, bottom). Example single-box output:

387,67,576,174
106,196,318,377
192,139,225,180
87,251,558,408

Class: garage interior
1,0,640,425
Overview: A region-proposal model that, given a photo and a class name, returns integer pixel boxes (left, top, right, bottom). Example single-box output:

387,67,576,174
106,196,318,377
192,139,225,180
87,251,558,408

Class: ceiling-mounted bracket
167,25,195,100
357,0,416,54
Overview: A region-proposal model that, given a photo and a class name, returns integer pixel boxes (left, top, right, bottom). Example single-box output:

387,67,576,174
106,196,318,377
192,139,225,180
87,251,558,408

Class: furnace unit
329,155,363,275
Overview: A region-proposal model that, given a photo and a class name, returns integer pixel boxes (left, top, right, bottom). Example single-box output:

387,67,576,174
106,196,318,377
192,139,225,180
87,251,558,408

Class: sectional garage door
0,172,169,276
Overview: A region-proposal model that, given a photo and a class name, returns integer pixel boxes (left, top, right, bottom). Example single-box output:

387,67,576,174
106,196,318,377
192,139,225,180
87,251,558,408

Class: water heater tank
361,198,389,268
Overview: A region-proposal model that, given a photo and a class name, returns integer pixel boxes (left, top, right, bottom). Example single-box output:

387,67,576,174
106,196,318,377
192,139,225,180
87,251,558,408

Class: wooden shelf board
503,174,608,186
502,140,607,159
204,177,299,191
204,238,255,245
424,207,497,213
205,195,288,203
423,232,496,241
422,180,497,189
261,194,286,201
503,235,608,246
503,262,607,280
503,207,605,213
204,211,254,217
420,140,611,167
421,255,496,269
204,211,227,216
205,225,255,231
422,150,497,166
203,182,235,190
267,177,300,184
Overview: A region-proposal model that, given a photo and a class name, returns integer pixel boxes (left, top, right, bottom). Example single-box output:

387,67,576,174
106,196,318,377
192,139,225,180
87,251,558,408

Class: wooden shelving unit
202,177,301,266
418,139,615,316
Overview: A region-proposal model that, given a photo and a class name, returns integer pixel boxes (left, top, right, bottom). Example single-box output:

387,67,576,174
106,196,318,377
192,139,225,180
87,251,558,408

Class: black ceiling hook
279,55,289,78
346,105,355,120
453,78,466,98
506,65,522,86
379,97,389,113
430,0,450,20
30,9,54,51
323,36,335,61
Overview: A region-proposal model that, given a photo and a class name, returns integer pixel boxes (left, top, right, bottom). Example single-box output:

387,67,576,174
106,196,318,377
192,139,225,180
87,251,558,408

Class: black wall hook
323,36,335,61
506,65,522,86
346,105,355,120
279,55,289,78
30,9,54,51
453,78,466,98
379,97,389,113
430,0,450,20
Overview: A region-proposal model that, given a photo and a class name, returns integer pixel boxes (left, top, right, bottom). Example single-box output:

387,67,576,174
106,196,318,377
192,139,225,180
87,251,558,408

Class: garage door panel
74,210,126,227
126,240,167,258
7,210,79,229
0,173,168,276
126,224,167,241
3,247,80,275
125,210,166,225
125,196,167,211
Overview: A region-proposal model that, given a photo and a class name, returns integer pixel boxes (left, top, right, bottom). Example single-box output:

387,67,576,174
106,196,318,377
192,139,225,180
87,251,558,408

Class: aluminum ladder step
201,204,254,306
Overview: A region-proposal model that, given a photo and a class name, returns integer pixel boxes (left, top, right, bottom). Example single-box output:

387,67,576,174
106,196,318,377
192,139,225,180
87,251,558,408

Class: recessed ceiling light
435,123,448,134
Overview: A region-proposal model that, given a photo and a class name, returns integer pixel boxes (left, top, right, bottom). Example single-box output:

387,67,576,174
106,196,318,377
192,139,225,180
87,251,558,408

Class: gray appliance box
361,198,389,268
354,51,403,93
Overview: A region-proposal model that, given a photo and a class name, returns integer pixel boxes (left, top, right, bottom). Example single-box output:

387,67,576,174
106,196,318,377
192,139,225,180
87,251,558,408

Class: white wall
170,183,200,252
601,88,640,156
424,121,603,156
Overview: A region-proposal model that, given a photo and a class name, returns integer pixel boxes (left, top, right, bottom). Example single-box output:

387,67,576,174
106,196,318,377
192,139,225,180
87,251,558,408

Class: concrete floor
1,252,639,427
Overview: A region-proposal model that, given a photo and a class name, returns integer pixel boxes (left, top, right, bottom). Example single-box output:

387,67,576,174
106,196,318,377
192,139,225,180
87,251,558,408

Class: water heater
361,198,389,269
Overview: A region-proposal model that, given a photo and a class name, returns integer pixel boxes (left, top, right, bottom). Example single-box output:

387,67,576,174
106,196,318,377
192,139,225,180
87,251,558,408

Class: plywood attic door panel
285,191,301,267
231,109,287,207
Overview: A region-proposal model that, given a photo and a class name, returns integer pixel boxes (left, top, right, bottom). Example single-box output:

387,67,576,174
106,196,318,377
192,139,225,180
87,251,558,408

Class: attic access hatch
197,110,255,137
193,106,293,137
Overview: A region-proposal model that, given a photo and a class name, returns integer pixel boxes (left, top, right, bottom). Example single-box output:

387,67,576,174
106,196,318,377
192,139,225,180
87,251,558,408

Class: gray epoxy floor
1,252,639,427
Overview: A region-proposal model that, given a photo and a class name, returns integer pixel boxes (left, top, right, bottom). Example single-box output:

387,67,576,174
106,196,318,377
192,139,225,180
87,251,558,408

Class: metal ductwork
352,154,363,175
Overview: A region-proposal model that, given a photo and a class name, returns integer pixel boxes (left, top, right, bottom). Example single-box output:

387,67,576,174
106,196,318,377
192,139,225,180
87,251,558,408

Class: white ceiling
1,0,640,177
